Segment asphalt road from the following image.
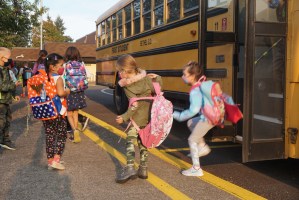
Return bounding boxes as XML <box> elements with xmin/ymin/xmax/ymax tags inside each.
<box><xmin>83</xmin><ymin>85</ymin><xmax>299</xmax><ymax>200</ymax></box>
<box><xmin>0</xmin><ymin>85</ymin><xmax>298</xmax><ymax>200</ymax></box>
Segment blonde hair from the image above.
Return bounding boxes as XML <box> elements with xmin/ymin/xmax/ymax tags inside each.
<box><xmin>116</xmin><ymin>54</ymin><xmax>138</xmax><ymax>74</ymax></box>
<box><xmin>0</xmin><ymin>47</ymin><xmax>10</xmax><ymax>56</ymax></box>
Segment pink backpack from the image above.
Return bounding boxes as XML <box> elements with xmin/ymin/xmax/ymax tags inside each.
<box><xmin>128</xmin><ymin>82</ymin><xmax>173</xmax><ymax>148</ymax></box>
<box><xmin>199</xmin><ymin>76</ymin><xmax>225</xmax><ymax>126</ymax></box>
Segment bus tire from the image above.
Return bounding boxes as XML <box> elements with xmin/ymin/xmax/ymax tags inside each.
<box><xmin>113</xmin><ymin>84</ymin><xmax>128</xmax><ymax>115</ymax></box>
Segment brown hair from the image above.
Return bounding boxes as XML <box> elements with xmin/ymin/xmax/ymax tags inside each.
<box><xmin>183</xmin><ymin>61</ymin><xmax>203</xmax><ymax>81</ymax></box>
<box><xmin>36</xmin><ymin>50</ymin><xmax>48</xmax><ymax>64</ymax></box>
<box><xmin>116</xmin><ymin>54</ymin><xmax>138</xmax><ymax>74</ymax></box>
<box><xmin>65</xmin><ymin>46</ymin><xmax>82</xmax><ymax>62</ymax></box>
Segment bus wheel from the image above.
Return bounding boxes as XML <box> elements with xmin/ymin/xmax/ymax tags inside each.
<box><xmin>113</xmin><ymin>84</ymin><xmax>128</xmax><ymax>115</ymax></box>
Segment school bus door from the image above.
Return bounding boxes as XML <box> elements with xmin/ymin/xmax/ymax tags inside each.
<box><xmin>200</xmin><ymin>0</ymin><xmax>238</xmax><ymax>141</ymax></box>
<box><xmin>243</xmin><ymin>0</ymin><xmax>287</xmax><ymax>162</ymax></box>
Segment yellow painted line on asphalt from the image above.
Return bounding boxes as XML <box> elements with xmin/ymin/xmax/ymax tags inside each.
<box><xmin>79</xmin><ymin>110</ymin><xmax>266</xmax><ymax>200</ymax></box>
<box><xmin>84</xmin><ymin>128</ymin><xmax>191</xmax><ymax>200</ymax></box>
<box><xmin>160</xmin><ymin>145</ymin><xmax>241</xmax><ymax>153</ymax></box>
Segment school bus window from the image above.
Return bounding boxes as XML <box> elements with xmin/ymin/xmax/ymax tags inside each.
<box><xmin>112</xmin><ymin>14</ymin><xmax>117</xmax><ymax>42</ymax></box>
<box><xmin>117</xmin><ymin>10</ymin><xmax>123</xmax><ymax>40</ymax></box>
<box><xmin>143</xmin><ymin>0</ymin><xmax>152</xmax><ymax>31</ymax></box>
<box><xmin>184</xmin><ymin>0</ymin><xmax>199</xmax><ymax>17</ymax></box>
<box><xmin>101</xmin><ymin>21</ymin><xmax>106</xmax><ymax>46</ymax></box>
<box><xmin>167</xmin><ymin>0</ymin><xmax>180</xmax><ymax>23</ymax></box>
<box><xmin>106</xmin><ymin>17</ymin><xmax>111</xmax><ymax>44</ymax></box>
<box><xmin>154</xmin><ymin>0</ymin><xmax>164</xmax><ymax>27</ymax></box>
<box><xmin>134</xmin><ymin>0</ymin><xmax>141</xmax><ymax>34</ymax></box>
<box><xmin>96</xmin><ymin>25</ymin><xmax>101</xmax><ymax>47</ymax></box>
<box><xmin>125</xmin><ymin>4</ymin><xmax>132</xmax><ymax>37</ymax></box>
<box><xmin>208</xmin><ymin>0</ymin><xmax>228</xmax><ymax>9</ymax></box>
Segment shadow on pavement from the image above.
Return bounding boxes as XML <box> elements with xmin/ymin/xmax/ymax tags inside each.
<box><xmin>5</xmin><ymin>130</ymin><xmax>74</xmax><ymax>200</ymax></box>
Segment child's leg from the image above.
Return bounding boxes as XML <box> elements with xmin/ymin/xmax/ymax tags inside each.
<box><xmin>0</xmin><ymin>104</ymin><xmax>7</xmax><ymax>144</ymax></box>
<box><xmin>187</xmin><ymin>116</ymin><xmax>200</xmax><ymax>132</ymax></box>
<box><xmin>43</xmin><ymin>120</ymin><xmax>55</xmax><ymax>161</ymax></box>
<box><xmin>137</xmin><ymin>137</ymin><xmax>148</xmax><ymax>166</ymax></box>
<box><xmin>3</xmin><ymin>105</ymin><xmax>11</xmax><ymax>142</ymax></box>
<box><xmin>137</xmin><ymin>136</ymin><xmax>149</xmax><ymax>179</ymax></box>
<box><xmin>53</xmin><ymin>116</ymin><xmax>67</xmax><ymax>158</ymax></box>
<box><xmin>188</xmin><ymin>121</ymin><xmax>214</xmax><ymax>161</ymax></box>
<box><xmin>116</xmin><ymin>126</ymin><xmax>138</xmax><ymax>183</ymax></box>
<box><xmin>68</xmin><ymin>111</ymin><xmax>81</xmax><ymax>143</ymax></box>
<box><xmin>73</xmin><ymin>110</ymin><xmax>79</xmax><ymax>130</ymax></box>
<box><xmin>67</xmin><ymin>111</ymin><xmax>75</xmax><ymax>130</ymax></box>
<box><xmin>22</xmin><ymin>86</ymin><xmax>26</xmax><ymax>96</ymax></box>
<box><xmin>126</xmin><ymin>127</ymin><xmax>138</xmax><ymax>166</ymax></box>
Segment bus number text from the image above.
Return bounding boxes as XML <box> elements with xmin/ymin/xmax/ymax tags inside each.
<box><xmin>140</xmin><ymin>38</ymin><xmax>152</xmax><ymax>46</ymax></box>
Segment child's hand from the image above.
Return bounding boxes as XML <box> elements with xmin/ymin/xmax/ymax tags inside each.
<box><xmin>13</xmin><ymin>96</ymin><xmax>20</xmax><ymax>102</ymax></box>
<box><xmin>116</xmin><ymin>116</ymin><xmax>124</xmax><ymax>124</ymax></box>
<box><xmin>147</xmin><ymin>73</ymin><xmax>158</xmax><ymax>79</ymax></box>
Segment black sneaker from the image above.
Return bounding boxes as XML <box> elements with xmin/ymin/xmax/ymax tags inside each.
<box><xmin>1</xmin><ymin>141</ymin><xmax>16</xmax><ymax>150</ymax></box>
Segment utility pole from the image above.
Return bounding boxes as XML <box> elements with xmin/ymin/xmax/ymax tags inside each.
<box><xmin>40</xmin><ymin>0</ymin><xmax>43</xmax><ymax>50</ymax></box>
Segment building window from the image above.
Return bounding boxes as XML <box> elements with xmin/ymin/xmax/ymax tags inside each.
<box><xmin>117</xmin><ymin>10</ymin><xmax>123</xmax><ymax>40</ymax></box>
<box><xmin>106</xmin><ymin>17</ymin><xmax>111</xmax><ymax>44</ymax></box>
<box><xmin>143</xmin><ymin>0</ymin><xmax>151</xmax><ymax>31</ymax></box>
<box><xmin>125</xmin><ymin>4</ymin><xmax>132</xmax><ymax>37</ymax></box>
<box><xmin>97</xmin><ymin>25</ymin><xmax>101</xmax><ymax>47</ymax></box>
<box><xmin>167</xmin><ymin>0</ymin><xmax>180</xmax><ymax>23</ymax></box>
<box><xmin>101</xmin><ymin>21</ymin><xmax>106</xmax><ymax>46</ymax></box>
<box><xmin>154</xmin><ymin>0</ymin><xmax>164</xmax><ymax>27</ymax></box>
<box><xmin>184</xmin><ymin>0</ymin><xmax>199</xmax><ymax>17</ymax></box>
<box><xmin>134</xmin><ymin>0</ymin><xmax>141</xmax><ymax>34</ymax></box>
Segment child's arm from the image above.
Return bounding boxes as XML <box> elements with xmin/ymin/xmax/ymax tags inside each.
<box><xmin>173</xmin><ymin>88</ymin><xmax>202</xmax><ymax>122</ymax></box>
<box><xmin>56</xmin><ymin>77</ymin><xmax>70</xmax><ymax>97</ymax></box>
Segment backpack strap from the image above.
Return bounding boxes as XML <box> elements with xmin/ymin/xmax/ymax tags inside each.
<box><xmin>129</xmin><ymin>96</ymin><xmax>154</xmax><ymax>107</ymax></box>
<box><xmin>152</xmin><ymin>82</ymin><xmax>161</xmax><ymax>95</ymax></box>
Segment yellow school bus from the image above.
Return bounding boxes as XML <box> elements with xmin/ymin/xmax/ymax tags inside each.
<box><xmin>95</xmin><ymin>0</ymin><xmax>299</xmax><ymax>162</ymax></box>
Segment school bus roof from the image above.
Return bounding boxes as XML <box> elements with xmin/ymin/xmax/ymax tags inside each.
<box><xmin>96</xmin><ymin>0</ymin><xmax>133</xmax><ymax>25</ymax></box>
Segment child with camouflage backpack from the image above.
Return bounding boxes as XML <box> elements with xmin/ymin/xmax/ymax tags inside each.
<box><xmin>115</xmin><ymin>54</ymin><xmax>163</xmax><ymax>183</ymax></box>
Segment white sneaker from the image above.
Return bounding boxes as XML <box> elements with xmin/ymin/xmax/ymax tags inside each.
<box><xmin>49</xmin><ymin>161</ymin><xmax>65</xmax><ymax>170</ymax></box>
<box><xmin>81</xmin><ymin>117</ymin><xmax>89</xmax><ymax>132</ymax></box>
<box><xmin>48</xmin><ymin>161</ymin><xmax>65</xmax><ymax>170</ymax></box>
<box><xmin>198</xmin><ymin>145</ymin><xmax>211</xmax><ymax>157</ymax></box>
<box><xmin>181</xmin><ymin>166</ymin><xmax>204</xmax><ymax>176</ymax></box>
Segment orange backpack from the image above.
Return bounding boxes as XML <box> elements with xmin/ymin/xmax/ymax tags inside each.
<box><xmin>27</xmin><ymin>70</ymin><xmax>58</xmax><ymax>120</ymax></box>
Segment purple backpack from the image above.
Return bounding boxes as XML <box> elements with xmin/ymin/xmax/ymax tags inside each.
<box><xmin>65</xmin><ymin>61</ymin><xmax>88</xmax><ymax>92</ymax></box>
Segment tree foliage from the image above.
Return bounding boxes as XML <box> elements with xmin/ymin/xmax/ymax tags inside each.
<box><xmin>0</xmin><ymin>0</ymin><xmax>41</xmax><ymax>47</ymax></box>
<box><xmin>31</xmin><ymin>15</ymin><xmax>73</xmax><ymax>47</ymax></box>
<box><xmin>0</xmin><ymin>0</ymin><xmax>73</xmax><ymax>48</ymax></box>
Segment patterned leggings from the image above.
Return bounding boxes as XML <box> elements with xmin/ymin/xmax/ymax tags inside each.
<box><xmin>126</xmin><ymin>127</ymin><xmax>148</xmax><ymax>166</ymax></box>
<box><xmin>43</xmin><ymin>116</ymin><xmax>67</xmax><ymax>159</ymax></box>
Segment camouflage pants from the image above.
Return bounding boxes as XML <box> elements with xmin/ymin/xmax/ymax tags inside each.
<box><xmin>0</xmin><ymin>104</ymin><xmax>12</xmax><ymax>144</ymax></box>
<box><xmin>126</xmin><ymin>127</ymin><xmax>148</xmax><ymax>166</ymax></box>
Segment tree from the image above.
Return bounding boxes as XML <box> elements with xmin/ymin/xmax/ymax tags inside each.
<box><xmin>31</xmin><ymin>15</ymin><xmax>73</xmax><ymax>47</ymax></box>
<box><xmin>55</xmin><ymin>16</ymin><xmax>66</xmax><ymax>35</ymax></box>
<box><xmin>0</xmin><ymin>0</ymin><xmax>41</xmax><ymax>47</ymax></box>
